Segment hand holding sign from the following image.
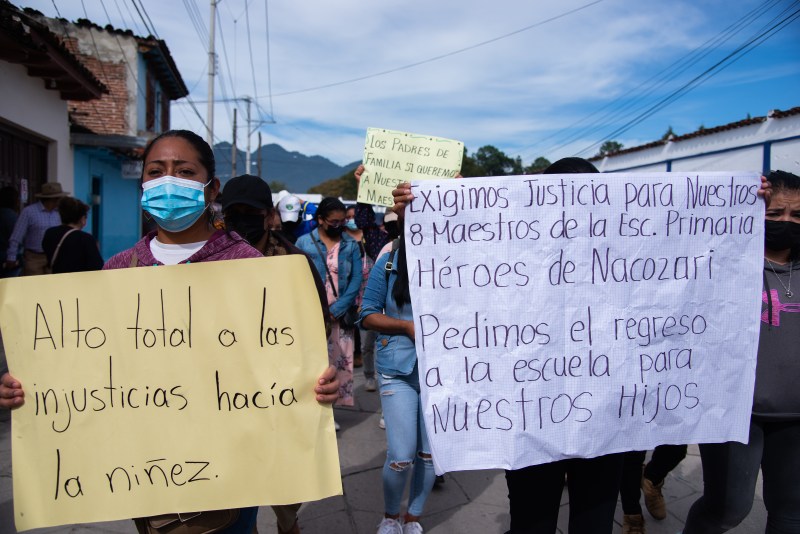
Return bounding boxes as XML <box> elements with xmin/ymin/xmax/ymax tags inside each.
<box><xmin>0</xmin><ymin>255</ymin><xmax>342</xmax><ymax>531</ymax></box>
<box><xmin>357</xmin><ymin>128</ymin><xmax>464</xmax><ymax>207</ymax></box>
<box><xmin>404</xmin><ymin>171</ymin><xmax>765</xmax><ymax>474</ymax></box>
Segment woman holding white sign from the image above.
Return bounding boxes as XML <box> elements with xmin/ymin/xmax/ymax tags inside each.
<box><xmin>683</xmin><ymin>169</ymin><xmax>800</xmax><ymax>534</ymax></box>
<box><xmin>390</xmin><ymin>157</ymin><xmax>625</xmax><ymax>534</ymax></box>
<box><xmin>360</xmin><ymin>233</ymin><xmax>436</xmax><ymax>534</ymax></box>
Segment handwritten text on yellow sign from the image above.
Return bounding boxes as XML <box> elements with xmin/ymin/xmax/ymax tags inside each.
<box><xmin>0</xmin><ymin>255</ymin><xmax>341</xmax><ymax>531</ymax></box>
<box><xmin>358</xmin><ymin>127</ymin><xmax>464</xmax><ymax>206</ymax></box>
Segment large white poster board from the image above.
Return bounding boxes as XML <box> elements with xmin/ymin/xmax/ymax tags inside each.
<box><xmin>404</xmin><ymin>171</ymin><xmax>764</xmax><ymax>474</ymax></box>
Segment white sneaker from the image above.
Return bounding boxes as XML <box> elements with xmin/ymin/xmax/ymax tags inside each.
<box><xmin>378</xmin><ymin>416</ymin><xmax>385</xmax><ymax>429</ymax></box>
<box><xmin>403</xmin><ymin>521</ymin><xmax>424</xmax><ymax>534</ymax></box>
<box><xmin>334</xmin><ymin>421</ymin><xmax>340</xmax><ymax>431</ymax></box>
<box><xmin>376</xmin><ymin>517</ymin><xmax>403</xmax><ymax>534</ymax></box>
<box><xmin>365</xmin><ymin>377</ymin><xmax>377</xmax><ymax>391</ymax></box>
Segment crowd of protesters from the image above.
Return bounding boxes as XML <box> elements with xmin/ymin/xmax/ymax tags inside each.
<box><xmin>0</xmin><ymin>129</ymin><xmax>797</xmax><ymax>534</ymax></box>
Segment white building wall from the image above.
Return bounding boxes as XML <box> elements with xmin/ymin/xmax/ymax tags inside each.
<box><xmin>0</xmin><ymin>61</ymin><xmax>74</xmax><ymax>191</ymax></box>
<box><xmin>595</xmin><ymin>112</ymin><xmax>800</xmax><ymax>176</ymax></box>
<box><xmin>671</xmin><ymin>146</ymin><xmax>762</xmax><ymax>173</ymax></box>
<box><xmin>771</xmin><ymin>138</ymin><xmax>800</xmax><ymax>175</ymax></box>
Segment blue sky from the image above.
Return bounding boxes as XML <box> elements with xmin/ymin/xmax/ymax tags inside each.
<box><xmin>16</xmin><ymin>0</ymin><xmax>800</xmax><ymax>167</ymax></box>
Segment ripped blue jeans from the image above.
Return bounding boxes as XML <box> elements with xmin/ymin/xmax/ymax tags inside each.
<box><xmin>379</xmin><ymin>369</ymin><xmax>436</xmax><ymax>516</ymax></box>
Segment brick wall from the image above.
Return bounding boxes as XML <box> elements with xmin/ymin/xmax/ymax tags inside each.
<box><xmin>62</xmin><ymin>36</ymin><xmax>130</xmax><ymax>136</ymax></box>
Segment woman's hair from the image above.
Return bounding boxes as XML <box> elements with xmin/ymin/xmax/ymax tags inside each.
<box><xmin>544</xmin><ymin>157</ymin><xmax>599</xmax><ymax>175</ymax></box>
<box><xmin>391</xmin><ymin>231</ymin><xmax>411</xmax><ymax>307</ymax></box>
<box><xmin>316</xmin><ymin>197</ymin><xmax>346</xmax><ymax>220</ymax></box>
<box><xmin>141</xmin><ymin>129</ymin><xmax>216</xmax><ymax>179</ymax></box>
<box><xmin>767</xmin><ymin>170</ymin><xmax>800</xmax><ymax>193</ymax></box>
<box><xmin>58</xmin><ymin>197</ymin><xmax>90</xmax><ymax>225</ymax></box>
<box><xmin>0</xmin><ymin>186</ymin><xmax>18</xmax><ymax>210</ymax></box>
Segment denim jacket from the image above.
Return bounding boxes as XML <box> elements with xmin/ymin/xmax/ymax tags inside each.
<box><xmin>296</xmin><ymin>229</ymin><xmax>362</xmax><ymax>318</ymax></box>
<box><xmin>359</xmin><ymin>251</ymin><xmax>416</xmax><ymax>376</ymax></box>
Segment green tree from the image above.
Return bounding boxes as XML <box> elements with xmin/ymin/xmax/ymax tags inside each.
<box><xmin>473</xmin><ymin>145</ymin><xmax>521</xmax><ymax>176</ymax></box>
<box><xmin>524</xmin><ymin>156</ymin><xmax>551</xmax><ymax>174</ymax></box>
<box><xmin>660</xmin><ymin>126</ymin><xmax>675</xmax><ymax>141</ymax></box>
<box><xmin>460</xmin><ymin>146</ymin><xmax>483</xmax><ymax>177</ymax></box>
<box><xmin>595</xmin><ymin>140</ymin><xmax>624</xmax><ymax>158</ymax></box>
<box><xmin>307</xmin><ymin>169</ymin><xmax>357</xmax><ymax>198</ymax></box>
<box><xmin>269</xmin><ymin>180</ymin><xmax>288</xmax><ymax>192</ymax></box>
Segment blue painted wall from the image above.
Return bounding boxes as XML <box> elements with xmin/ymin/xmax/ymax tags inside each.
<box><xmin>73</xmin><ymin>147</ymin><xmax>142</xmax><ymax>261</ymax></box>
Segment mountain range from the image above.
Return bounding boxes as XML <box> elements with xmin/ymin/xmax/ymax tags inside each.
<box><xmin>213</xmin><ymin>142</ymin><xmax>360</xmax><ymax>193</ymax></box>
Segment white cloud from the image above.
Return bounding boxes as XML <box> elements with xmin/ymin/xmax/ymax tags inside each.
<box><xmin>15</xmin><ymin>0</ymin><xmax>800</xmax><ymax>167</ymax></box>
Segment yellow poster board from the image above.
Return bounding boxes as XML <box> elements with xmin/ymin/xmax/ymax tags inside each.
<box><xmin>357</xmin><ymin>127</ymin><xmax>464</xmax><ymax>206</ymax></box>
<box><xmin>0</xmin><ymin>255</ymin><xmax>341</xmax><ymax>531</ymax></box>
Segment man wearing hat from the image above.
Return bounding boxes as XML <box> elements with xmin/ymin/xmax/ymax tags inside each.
<box><xmin>220</xmin><ymin>174</ymin><xmax>332</xmax><ymax>534</ymax></box>
<box><xmin>5</xmin><ymin>182</ymin><xmax>68</xmax><ymax>276</ymax></box>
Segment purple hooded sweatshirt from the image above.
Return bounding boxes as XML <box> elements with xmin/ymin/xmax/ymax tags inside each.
<box><xmin>103</xmin><ymin>229</ymin><xmax>263</xmax><ymax>529</ymax></box>
<box><xmin>104</xmin><ymin>230</ymin><xmax>262</xmax><ymax>269</ymax></box>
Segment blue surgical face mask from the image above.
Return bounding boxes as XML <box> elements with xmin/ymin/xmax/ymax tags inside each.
<box><xmin>141</xmin><ymin>176</ymin><xmax>210</xmax><ymax>233</ymax></box>
<box><xmin>344</xmin><ymin>219</ymin><xmax>358</xmax><ymax>231</ymax></box>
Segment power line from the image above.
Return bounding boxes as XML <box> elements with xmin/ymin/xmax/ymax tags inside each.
<box><xmin>98</xmin><ymin>0</ymin><xmax>151</xmax><ymax>100</ymax></box>
<box><xmin>244</xmin><ymin>0</ymin><xmax>260</xmax><ymax>103</ymax></box>
<box><xmin>255</xmin><ymin>0</ymin><xmax>605</xmax><ymax>100</ymax></box>
<box><xmin>124</xmin><ymin>0</ymin><xmax>217</xmax><ymax>141</ymax></box>
<box><xmin>49</xmin><ymin>0</ymin><xmax>108</xmax><ymax>121</ymax></box>
<box><xmin>520</xmin><ymin>0</ymin><xmax>785</xmax><ymax>160</ymax></box>
<box><xmin>111</xmin><ymin>0</ymin><xmax>139</xmax><ymax>35</ymax></box>
<box><xmin>129</xmin><ymin>0</ymin><xmax>159</xmax><ymax>38</ymax></box>
<box><xmin>181</xmin><ymin>0</ymin><xmax>208</xmax><ymax>51</ymax></box>
<box><xmin>213</xmin><ymin>7</ymin><xmax>234</xmax><ymax>126</ymax></box>
<box><xmin>75</xmin><ymin>0</ymin><xmax>128</xmax><ymax>112</ymax></box>
<box><xmin>263</xmin><ymin>0</ymin><xmax>274</xmax><ymax>121</ymax></box>
<box><xmin>573</xmin><ymin>5</ymin><xmax>800</xmax><ymax>158</ymax></box>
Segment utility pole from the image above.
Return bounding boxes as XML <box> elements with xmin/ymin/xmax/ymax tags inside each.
<box><xmin>244</xmin><ymin>97</ymin><xmax>252</xmax><ymax>174</ymax></box>
<box><xmin>257</xmin><ymin>131</ymin><xmax>262</xmax><ymax>177</ymax></box>
<box><xmin>231</xmin><ymin>108</ymin><xmax>237</xmax><ymax>178</ymax></box>
<box><xmin>206</xmin><ymin>0</ymin><xmax>217</xmax><ymax>145</ymax></box>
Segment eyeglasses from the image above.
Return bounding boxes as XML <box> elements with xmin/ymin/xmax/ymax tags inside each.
<box><xmin>324</xmin><ymin>218</ymin><xmax>345</xmax><ymax>228</ymax></box>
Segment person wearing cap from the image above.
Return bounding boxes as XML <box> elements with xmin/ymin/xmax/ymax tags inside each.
<box><xmin>222</xmin><ymin>175</ymin><xmax>333</xmax><ymax>534</ymax></box>
<box><xmin>275</xmin><ymin>194</ymin><xmax>303</xmax><ymax>244</ymax></box>
<box><xmin>382</xmin><ymin>210</ymin><xmax>401</xmax><ymax>242</ymax></box>
<box><xmin>221</xmin><ymin>175</ymin><xmax>330</xmax><ymax>334</ymax></box>
<box><xmin>5</xmin><ymin>181</ymin><xmax>68</xmax><ymax>276</ymax></box>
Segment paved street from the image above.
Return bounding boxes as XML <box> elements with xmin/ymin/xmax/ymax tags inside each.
<box><xmin>0</xmin><ymin>365</ymin><xmax>766</xmax><ymax>534</ymax></box>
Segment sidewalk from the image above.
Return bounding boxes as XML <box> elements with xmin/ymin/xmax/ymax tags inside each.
<box><xmin>0</xmin><ymin>368</ymin><xmax>767</xmax><ymax>534</ymax></box>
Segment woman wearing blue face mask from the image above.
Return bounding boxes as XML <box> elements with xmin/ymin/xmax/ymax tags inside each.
<box><xmin>0</xmin><ymin>130</ymin><xmax>340</xmax><ymax>534</ymax></box>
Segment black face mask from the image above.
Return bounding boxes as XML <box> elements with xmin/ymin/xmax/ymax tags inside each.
<box><xmin>226</xmin><ymin>212</ymin><xmax>266</xmax><ymax>245</ymax></box>
<box><xmin>323</xmin><ymin>225</ymin><xmax>344</xmax><ymax>238</ymax></box>
<box><xmin>764</xmin><ymin>220</ymin><xmax>800</xmax><ymax>251</ymax></box>
<box><xmin>384</xmin><ymin>221</ymin><xmax>400</xmax><ymax>241</ymax></box>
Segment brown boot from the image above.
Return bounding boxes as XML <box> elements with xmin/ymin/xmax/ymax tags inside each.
<box><xmin>623</xmin><ymin>514</ymin><xmax>646</xmax><ymax>534</ymax></box>
<box><xmin>641</xmin><ymin>470</ymin><xmax>667</xmax><ymax>520</ymax></box>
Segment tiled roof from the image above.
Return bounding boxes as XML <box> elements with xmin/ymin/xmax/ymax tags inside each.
<box><xmin>21</xmin><ymin>9</ymin><xmax>188</xmax><ymax>100</ymax></box>
<box><xmin>0</xmin><ymin>0</ymin><xmax>107</xmax><ymax>100</ymax></box>
<box><xmin>70</xmin><ymin>17</ymin><xmax>189</xmax><ymax>100</ymax></box>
